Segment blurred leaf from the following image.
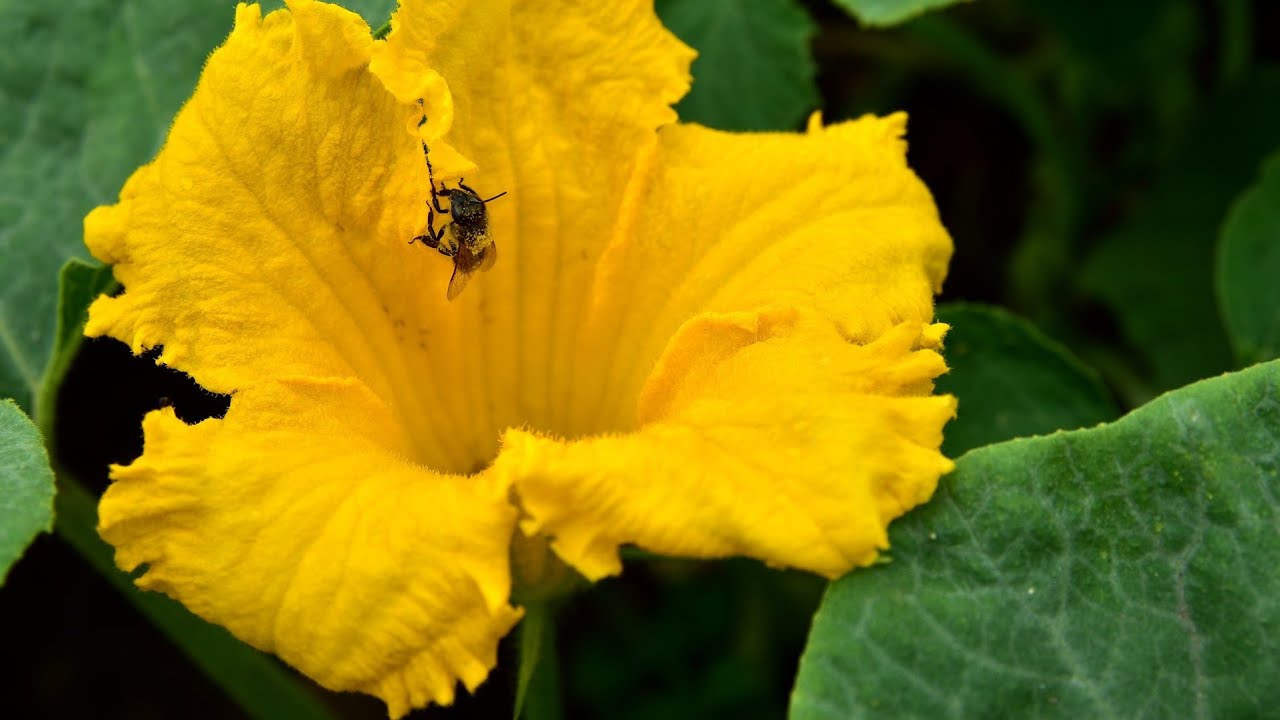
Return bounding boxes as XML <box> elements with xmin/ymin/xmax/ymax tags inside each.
<box><xmin>656</xmin><ymin>0</ymin><xmax>818</xmax><ymax>130</ymax></box>
<box><xmin>1019</xmin><ymin>0</ymin><xmax>1196</xmax><ymax>211</ymax></box>
<box><xmin>936</xmin><ymin>303</ymin><xmax>1116</xmax><ymax>456</ymax></box>
<box><xmin>0</xmin><ymin>400</ymin><xmax>54</xmax><ymax>585</ymax></box>
<box><xmin>791</xmin><ymin>359</ymin><xmax>1280</xmax><ymax>719</ymax></box>
<box><xmin>1216</xmin><ymin>151</ymin><xmax>1280</xmax><ymax>366</ymax></box>
<box><xmin>1081</xmin><ymin>70</ymin><xmax>1280</xmax><ymax>397</ymax></box>
<box><xmin>53</xmin><ymin>478</ymin><xmax>337</xmax><ymax>720</ymax></box>
<box><xmin>1214</xmin><ymin>0</ymin><xmax>1250</xmax><ymax>86</ymax></box>
<box><xmin>34</xmin><ymin>259</ymin><xmax>116</xmax><ymax>436</ymax></box>
<box><xmin>897</xmin><ymin>17</ymin><xmax>1083</xmax><ymax>324</ymax></box>
<box><xmin>1028</xmin><ymin>0</ymin><xmax>1196</xmax><ymax>90</ymax></box>
<box><xmin>832</xmin><ymin>0</ymin><xmax>969</xmax><ymax>27</ymax></box>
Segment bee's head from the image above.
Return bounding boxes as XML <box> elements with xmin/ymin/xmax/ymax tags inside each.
<box><xmin>445</xmin><ymin>186</ymin><xmax>486</xmax><ymax>222</ymax></box>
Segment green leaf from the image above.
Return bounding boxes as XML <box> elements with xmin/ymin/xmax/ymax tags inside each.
<box><xmin>936</xmin><ymin>303</ymin><xmax>1117</xmax><ymax>456</ymax></box>
<box><xmin>791</xmin><ymin>359</ymin><xmax>1280</xmax><ymax>718</ymax></box>
<box><xmin>656</xmin><ymin>0</ymin><xmax>818</xmax><ymax>131</ymax></box>
<box><xmin>34</xmin><ymin>259</ymin><xmax>116</xmax><ymax>436</ymax></box>
<box><xmin>54</xmin><ymin>477</ymin><xmax>336</xmax><ymax>720</ymax></box>
<box><xmin>1080</xmin><ymin>70</ymin><xmax>1280</xmax><ymax>397</ymax></box>
<box><xmin>832</xmin><ymin>0</ymin><xmax>969</xmax><ymax>27</ymax></box>
<box><xmin>1217</xmin><ymin>151</ymin><xmax>1280</xmax><ymax>366</ymax></box>
<box><xmin>0</xmin><ymin>399</ymin><xmax>55</xmax><ymax>585</ymax></box>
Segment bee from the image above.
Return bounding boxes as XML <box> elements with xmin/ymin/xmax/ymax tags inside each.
<box><xmin>410</xmin><ymin>141</ymin><xmax>507</xmax><ymax>300</ymax></box>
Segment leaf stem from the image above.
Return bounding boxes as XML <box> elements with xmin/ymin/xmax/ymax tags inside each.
<box><xmin>514</xmin><ymin>602</ymin><xmax>563</xmax><ymax>720</ymax></box>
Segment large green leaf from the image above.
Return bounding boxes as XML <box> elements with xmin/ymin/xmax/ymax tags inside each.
<box><xmin>832</xmin><ymin>0</ymin><xmax>969</xmax><ymax>27</ymax></box>
<box><xmin>1080</xmin><ymin>71</ymin><xmax>1280</xmax><ymax>397</ymax></box>
<box><xmin>0</xmin><ymin>400</ymin><xmax>54</xmax><ymax>585</ymax></box>
<box><xmin>791</xmin><ymin>359</ymin><xmax>1280</xmax><ymax>718</ymax></box>
<box><xmin>936</xmin><ymin>303</ymin><xmax>1116</xmax><ymax>456</ymax></box>
<box><xmin>1217</xmin><ymin>151</ymin><xmax>1280</xmax><ymax>366</ymax></box>
<box><xmin>656</xmin><ymin>0</ymin><xmax>818</xmax><ymax>131</ymax></box>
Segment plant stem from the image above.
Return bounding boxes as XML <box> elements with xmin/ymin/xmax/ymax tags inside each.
<box><xmin>514</xmin><ymin>601</ymin><xmax>563</xmax><ymax>720</ymax></box>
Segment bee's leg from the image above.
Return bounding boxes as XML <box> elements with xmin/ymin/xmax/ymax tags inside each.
<box><xmin>421</xmin><ymin>141</ymin><xmax>451</xmax><ymax>215</ymax></box>
<box><xmin>412</xmin><ymin>207</ymin><xmax>440</xmax><ymax>247</ymax></box>
<box><xmin>416</xmin><ymin>104</ymin><xmax>453</xmax><ymax>213</ymax></box>
<box><xmin>430</xmin><ymin>211</ymin><xmax>458</xmax><ymax>257</ymax></box>
<box><xmin>412</xmin><ymin>208</ymin><xmax>454</xmax><ymax>253</ymax></box>
<box><xmin>412</xmin><ymin>229</ymin><xmax>455</xmax><ymax>256</ymax></box>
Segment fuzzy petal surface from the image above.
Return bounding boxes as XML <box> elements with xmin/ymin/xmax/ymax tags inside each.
<box><xmin>485</xmin><ymin>114</ymin><xmax>957</xmax><ymax>580</ymax></box>
<box><xmin>100</xmin><ymin>381</ymin><xmax>521</xmax><ymax>715</ymax></box>
<box><xmin>574</xmin><ymin>117</ymin><xmax>953</xmax><ymax>431</ymax></box>
<box><xmin>496</xmin><ymin>312</ymin><xmax>956</xmax><ymax>580</ymax></box>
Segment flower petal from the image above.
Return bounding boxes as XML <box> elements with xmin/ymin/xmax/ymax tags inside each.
<box><xmin>84</xmin><ymin>1</ymin><xmax>478</xmax><ymax>472</ymax></box>
<box><xmin>574</xmin><ymin>115</ymin><xmax>954</xmax><ymax>431</ymax></box>
<box><xmin>496</xmin><ymin>309</ymin><xmax>956</xmax><ymax>581</ymax></box>
<box><xmin>99</xmin><ymin>378</ymin><xmax>521</xmax><ymax>716</ymax></box>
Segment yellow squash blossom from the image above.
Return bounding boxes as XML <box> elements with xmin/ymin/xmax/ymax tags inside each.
<box><xmin>85</xmin><ymin>0</ymin><xmax>956</xmax><ymax>715</ymax></box>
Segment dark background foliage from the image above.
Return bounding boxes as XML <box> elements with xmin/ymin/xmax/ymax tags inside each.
<box><xmin>2</xmin><ymin>0</ymin><xmax>1276</xmax><ymax>717</ymax></box>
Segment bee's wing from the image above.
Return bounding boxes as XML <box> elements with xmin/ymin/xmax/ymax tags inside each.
<box><xmin>446</xmin><ymin>263</ymin><xmax>475</xmax><ymax>301</ymax></box>
<box><xmin>445</xmin><ymin>245</ymin><xmax>494</xmax><ymax>301</ymax></box>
